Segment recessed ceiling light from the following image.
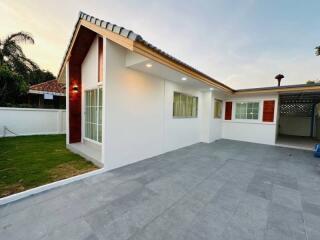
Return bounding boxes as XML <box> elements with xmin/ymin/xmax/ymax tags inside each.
<box><xmin>181</xmin><ymin>77</ymin><xmax>187</xmax><ymax>81</ymax></box>
<box><xmin>146</xmin><ymin>63</ymin><xmax>152</xmax><ymax>68</ymax></box>
<box><xmin>209</xmin><ymin>88</ymin><xmax>213</xmax><ymax>91</ymax></box>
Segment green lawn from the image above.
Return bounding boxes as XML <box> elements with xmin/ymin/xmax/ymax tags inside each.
<box><xmin>0</xmin><ymin>134</ymin><xmax>98</xmax><ymax>198</ymax></box>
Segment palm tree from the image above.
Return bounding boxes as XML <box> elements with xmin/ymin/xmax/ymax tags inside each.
<box><xmin>316</xmin><ymin>46</ymin><xmax>320</xmax><ymax>56</ymax></box>
<box><xmin>0</xmin><ymin>32</ymin><xmax>38</xmax><ymax>76</ymax></box>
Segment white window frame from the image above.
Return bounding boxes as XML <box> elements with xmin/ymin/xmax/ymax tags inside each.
<box><xmin>173</xmin><ymin>91</ymin><xmax>198</xmax><ymax>118</ymax></box>
<box><xmin>235</xmin><ymin>101</ymin><xmax>260</xmax><ymax>121</ymax></box>
<box><xmin>84</xmin><ymin>87</ymin><xmax>103</xmax><ymax>144</ymax></box>
<box><xmin>214</xmin><ymin>99</ymin><xmax>223</xmax><ymax>119</ymax></box>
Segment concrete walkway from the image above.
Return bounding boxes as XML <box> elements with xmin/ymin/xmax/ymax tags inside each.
<box><xmin>1</xmin><ymin>140</ymin><xmax>320</xmax><ymax>240</ymax></box>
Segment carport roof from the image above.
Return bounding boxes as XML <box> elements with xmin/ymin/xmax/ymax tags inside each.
<box><xmin>280</xmin><ymin>91</ymin><xmax>320</xmax><ymax>104</ymax></box>
<box><xmin>235</xmin><ymin>83</ymin><xmax>320</xmax><ymax>95</ymax></box>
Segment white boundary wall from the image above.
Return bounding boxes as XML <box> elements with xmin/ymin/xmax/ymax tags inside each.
<box><xmin>0</xmin><ymin>107</ymin><xmax>66</xmax><ymax>137</ymax></box>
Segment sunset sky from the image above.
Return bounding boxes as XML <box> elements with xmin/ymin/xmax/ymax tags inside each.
<box><xmin>1</xmin><ymin>0</ymin><xmax>319</xmax><ymax>89</ymax></box>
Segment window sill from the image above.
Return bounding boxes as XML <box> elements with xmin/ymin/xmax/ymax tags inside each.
<box><xmin>173</xmin><ymin>117</ymin><xmax>198</xmax><ymax>119</ymax></box>
<box><xmin>83</xmin><ymin>137</ymin><xmax>102</xmax><ymax>145</ymax></box>
<box><xmin>223</xmin><ymin>120</ymin><xmax>275</xmax><ymax>125</ymax></box>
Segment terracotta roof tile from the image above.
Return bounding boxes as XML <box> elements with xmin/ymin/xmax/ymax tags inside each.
<box><xmin>29</xmin><ymin>79</ymin><xmax>65</xmax><ymax>95</ymax></box>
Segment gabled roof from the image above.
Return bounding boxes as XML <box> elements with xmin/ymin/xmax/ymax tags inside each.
<box><xmin>57</xmin><ymin>11</ymin><xmax>320</xmax><ymax>95</ymax></box>
<box><xmin>57</xmin><ymin>11</ymin><xmax>233</xmax><ymax>93</ymax></box>
<box><xmin>29</xmin><ymin>79</ymin><xmax>66</xmax><ymax>96</ymax></box>
<box><xmin>79</xmin><ymin>12</ymin><xmax>143</xmax><ymax>41</ymax></box>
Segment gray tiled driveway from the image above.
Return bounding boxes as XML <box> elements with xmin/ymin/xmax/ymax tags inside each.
<box><xmin>1</xmin><ymin>140</ymin><xmax>320</xmax><ymax>240</ymax></box>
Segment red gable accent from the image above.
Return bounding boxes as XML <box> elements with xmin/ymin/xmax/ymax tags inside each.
<box><xmin>69</xmin><ymin>65</ymin><xmax>81</xmax><ymax>143</ymax></box>
<box><xmin>225</xmin><ymin>102</ymin><xmax>232</xmax><ymax>120</ymax></box>
<box><xmin>263</xmin><ymin>100</ymin><xmax>275</xmax><ymax>122</ymax></box>
<box><xmin>98</xmin><ymin>37</ymin><xmax>103</xmax><ymax>82</ymax></box>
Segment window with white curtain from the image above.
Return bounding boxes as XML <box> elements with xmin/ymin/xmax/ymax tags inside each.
<box><xmin>173</xmin><ymin>92</ymin><xmax>198</xmax><ymax>118</ymax></box>
<box><xmin>85</xmin><ymin>88</ymin><xmax>103</xmax><ymax>143</ymax></box>
<box><xmin>235</xmin><ymin>102</ymin><xmax>259</xmax><ymax>120</ymax></box>
<box><xmin>214</xmin><ymin>99</ymin><xmax>222</xmax><ymax>118</ymax></box>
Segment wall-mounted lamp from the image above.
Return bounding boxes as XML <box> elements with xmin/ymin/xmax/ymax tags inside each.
<box><xmin>72</xmin><ymin>84</ymin><xmax>79</xmax><ymax>93</ymax></box>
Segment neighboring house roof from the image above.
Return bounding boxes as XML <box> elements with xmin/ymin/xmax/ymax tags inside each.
<box><xmin>57</xmin><ymin>11</ymin><xmax>320</xmax><ymax>95</ymax></box>
<box><xmin>29</xmin><ymin>79</ymin><xmax>66</xmax><ymax>96</ymax></box>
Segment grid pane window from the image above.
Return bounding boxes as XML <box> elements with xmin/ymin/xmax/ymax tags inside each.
<box><xmin>173</xmin><ymin>92</ymin><xmax>198</xmax><ymax>118</ymax></box>
<box><xmin>85</xmin><ymin>88</ymin><xmax>103</xmax><ymax>143</ymax></box>
<box><xmin>235</xmin><ymin>102</ymin><xmax>259</xmax><ymax>120</ymax></box>
<box><xmin>214</xmin><ymin>99</ymin><xmax>222</xmax><ymax>118</ymax></box>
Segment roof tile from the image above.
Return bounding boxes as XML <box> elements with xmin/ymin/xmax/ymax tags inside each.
<box><xmin>101</xmin><ymin>21</ymin><xmax>107</xmax><ymax>28</ymax></box>
<box><xmin>113</xmin><ymin>25</ymin><xmax>122</xmax><ymax>34</ymax></box>
<box><xmin>29</xmin><ymin>79</ymin><xmax>65</xmax><ymax>95</ymax></box>
<box><xmin>106</xmin><ymin>23</ymin><xmax>114</xmax><ymax>31</ymax></box>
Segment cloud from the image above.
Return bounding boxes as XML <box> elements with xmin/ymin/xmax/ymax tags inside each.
<box><xmin>1</xmin><ymin>0</ymin><xmax>319</xmax><ymax>86</ymax></box>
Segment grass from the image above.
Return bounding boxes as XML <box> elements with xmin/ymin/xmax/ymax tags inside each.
<box><xmin>0</xmin><ymin>134</ymin><xmax>98</xmax><ymax>198</ymax></box>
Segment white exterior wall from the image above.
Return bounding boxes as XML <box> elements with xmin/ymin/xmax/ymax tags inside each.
<box><xmin>200</xmin><ymin>90</ymin><xmax>226</xmax><ymax>143</ymax></box>
<box><xmin>200</xmin><ymin>91</ymin><xmax>211</xmax><ymax>143</ymax></box>
<box><xmin>76</xmin><ymin>36</ymin><xmax>104</xmax><ymax>165</ymax></box>
<box><xmin>164</xmin><ymin>81</ymin><xmax>203</xmax><ymax>152</ymax></box>
<box><xmin>74</xmin><ymin>37</ymin><xmax>281</xmax><ymax>170</ymax></box>
<box><xmin>222</xmin><ymin>94</ymin><xmax>279</xmax><ymax>145</ymax></box>
<box><xmin>0</xmin><ymin>107</ymin><xmax>66</xmax><ymax>137</ymax></box>
<box><xmin>82</xmin><ymin>37</ymin><xmax>99</xmax><ymax>90</ymax></box>
<box><xmin>81</xmin><ymin>36</ymin><xmax>100</xmax><ymax>146</ymax></box>
<box><xmin>104</xmin><ymin>41</ymin><xmax>206</xmax><ymax>170</ymax></box>
<box><xmin>210</xmin><ymin>91</ymin><xmax>226</xmax><ymax>142</ymax></box>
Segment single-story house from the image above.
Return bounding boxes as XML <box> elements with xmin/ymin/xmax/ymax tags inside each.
<box><xmin>28</xmin><ymin>79</ymin><xmax>66</xmax><ymax>109</ymax></box>
<box><xmin>57</xmin><ymin>11</ymin><xmax>320</xmax><ymax>169</ymax></box>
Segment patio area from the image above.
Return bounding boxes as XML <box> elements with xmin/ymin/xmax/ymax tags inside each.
<box><xmin>1</xmin><ymin>139</ymin><xmax>320</xmax><ymax>240</ymax></box>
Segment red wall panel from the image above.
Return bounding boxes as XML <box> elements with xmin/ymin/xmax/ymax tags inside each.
<box><xmin>69</xmin><ymin>64</ymin><xmax>82</xmax><ymax>143</ymax></box>
<box><xmin>263</xmin><ymin>100</ymin><xmax>275</xmax><ymax>122</ymax></box>
<box><xmin>225</xmin><ymin>102</ymin><xmax>232</xmax><ymax>120</ymax></box>
<box><xmin>98</xmin><ymin>37</ymin><xmax>103</xmax><ymax>82</ymax></box>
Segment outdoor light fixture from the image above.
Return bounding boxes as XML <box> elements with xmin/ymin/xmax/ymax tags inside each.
<box><xmin>181</xmin><ymin>77</ymin><xmax>187</xmax><ymax>81</ymax></box>
<box><xmin>72</xmin><ymin>84</ymin><xmax>79</xmax><ymax>93</ymax></box>
<box><xmin>209</xmin><ymin>88</ymin><xmax>213</xmax><ymax>91</ymax></box>
<box><xmin>146</xmin><ymin>63</ymin><xmax>152</xmax><ymax>68</ymax></box>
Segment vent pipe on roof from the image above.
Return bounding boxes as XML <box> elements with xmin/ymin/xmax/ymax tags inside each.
<box><xmin>275</xmin><ymin>74</ymin><xmax>284</xmax><ymax>87</ymax></box>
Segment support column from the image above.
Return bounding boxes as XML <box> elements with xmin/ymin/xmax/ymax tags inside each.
<box><xmin>101</xmin><ymin>37</ymin><xmax>107</xmax><ymax>166</ymax></box>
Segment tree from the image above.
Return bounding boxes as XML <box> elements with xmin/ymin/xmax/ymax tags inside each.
<box><xmin>27</xmin><ymin>69</ymin><xmax>55</xmax><ymax>85</ymax></box>
<box><xmin>0</xmin><ymin>32</ymin><xmax>39</xmax><ymax>77</ymax></box>
<box><xmin>0</xmin><ymin>32</ymin><xmax>57</xmax><ymax>106</ymax></box>
<box><xmin>306</xmin><ymin>80</ymin><xmax>316</xmax><ymax>85</ymax></box>
<box><xmin>306</xmin><ymin>79</ymin><xmax>320</xmax><ymax>85</ymax></box>
<box><xmin>316</xmin><ymin>46</ymin><xmax>320</xmax><ymax>56</ymax></box>
<box><xmin>0</xmin><ymin>65</ymin><xmax>27</xmax><ymax>105</ymax></box>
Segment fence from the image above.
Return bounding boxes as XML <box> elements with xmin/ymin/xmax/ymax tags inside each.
<box><xmin>0</xmin><ymin>107</ymin><xmax>66</xmax><ymax>137</ymax></box>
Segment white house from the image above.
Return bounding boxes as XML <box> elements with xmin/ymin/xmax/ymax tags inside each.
<box><xmin>57</xmin><ymin>12</ymin><xmax>320</xmax><ymax>169</ymax></box>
